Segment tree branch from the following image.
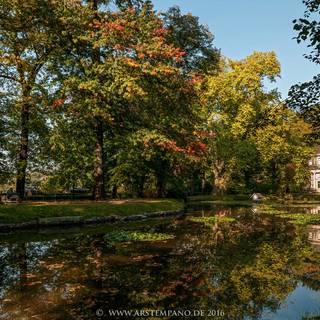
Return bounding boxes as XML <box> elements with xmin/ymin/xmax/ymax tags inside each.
<box><xmin>0</xmin><ymin>73</ymin><xmax>18</xmax><ymax>82</ymax></box>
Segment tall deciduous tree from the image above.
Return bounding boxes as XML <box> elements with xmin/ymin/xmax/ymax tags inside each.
<box><xmin>204</xmin><ymin>52</ymin><xmax>281</xmax><ymax>193</ymax></box>
<box><xmin>0</xmin><ymin>95</ymin><xmax>10</xmax><ymax>184</ymax></box>
<box><xmin>253</xmin><ymin>105</ymin><xmax>312</xmax><ymax>193</ymax></box>
<box><xmin>61</xmin><ymin>2</ymin><xmax>194</xmax><ymax>199</ymax></box>
<box><xmin>288</xmin><ymin>0</ymin><xmax>319</xmax><ymax>140</ymax></box>
<box><xmin>0</xmin><ymin>0</ymin><xmax>74</xmax><ymax>198</ymax></box>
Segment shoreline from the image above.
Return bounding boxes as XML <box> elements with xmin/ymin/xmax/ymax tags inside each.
<box><xmin>0</xmin><ymin>209</ymin><xmax>186</xmax><ymax>232</ymax></box>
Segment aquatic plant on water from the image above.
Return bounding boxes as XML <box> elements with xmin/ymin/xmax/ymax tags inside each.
<box><xmin>189</xmin><ymin>216</ymin><xmax>235</xmax><ymax>227</ymax></box>
<box><xmin>104</xmin><ymin>230</ymin><xmax>175</xmax><ymax>243</ymax></box>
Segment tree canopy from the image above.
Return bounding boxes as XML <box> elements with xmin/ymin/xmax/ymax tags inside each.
<box><xmin>0</xmin><ymin>0</ymin><xmax>316</xmax><ymax>198</ymax></box>
<box><xmin>288</xmin><ymin>0</ymin><xmax>320</xmax><ymax>142</ymax></box>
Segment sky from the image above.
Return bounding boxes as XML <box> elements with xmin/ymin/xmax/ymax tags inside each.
<box><xmin>152</xmin><ymin>0</ymin><xmax>318</xmax><ymax>98</ymax></box>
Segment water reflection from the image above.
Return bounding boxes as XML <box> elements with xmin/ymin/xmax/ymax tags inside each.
<box><xmin>309</xmin><ymin>206</ymin><xmax>320</xmax><ymax>215</ymax></box>
<box><xmin>307</xmin><ymin>225</ymin><xmax>320</xmax><ymax>254</ymax></box>
<box><xmin>0</xmin><ymin>207</ymin><xmax>319</xmax><ymax>320</ymax></box>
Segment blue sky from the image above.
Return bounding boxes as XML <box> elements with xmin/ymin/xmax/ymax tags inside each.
<box><xmin>152</xmin><ymin>0</ymin><xmax>318</xmax><ymax>97</ymax></box>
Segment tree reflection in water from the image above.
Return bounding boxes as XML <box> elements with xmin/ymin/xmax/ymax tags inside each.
<box><xmin>0</xmin><ymin>207</ymin><xmax>319</xmax><ymax>320</ymax></box>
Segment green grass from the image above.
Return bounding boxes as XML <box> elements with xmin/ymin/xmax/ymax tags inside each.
<box><xmin>0</xmin><ymin>199</ymin><xmax>183</xmax><ymax>224</ymax></box>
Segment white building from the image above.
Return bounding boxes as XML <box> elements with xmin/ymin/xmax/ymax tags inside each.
<box><xmin>309</xmin><ymin>145</ymin><xmax>320</xmax><ymax>193</ymax></box>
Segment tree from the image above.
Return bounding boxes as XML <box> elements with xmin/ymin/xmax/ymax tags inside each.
<box><xmin>288</xmin><ymin>75</ymin><xmax>320</xmax><ymax>140</ymax></box>
<box><xmin>293</xmin><ymin>0</ymin><xmax>320</xmax><ymax>64</ymax></box>
<box><xmin>59</xmin><ymin>2</ymin><xmax>196</xmax><ymax>199</ymax></box>
<box><xmin>162</xmin><ymin>6</ymin><xmax>220</xmax><ymax>74</ymax></box>
<box><xmin>109</xmin><ymin>127</ymin><xmax>205</xmax><ymax>198</ymax></box>
<box><xmin>45</xmin><ymin>113</ymin><xmax>95</xmax><ymax>192</ymax></box>
<box><xmin>288</xmin><ymin>0</ymin><xmax>319</xmax><ymax>141</ymax></box>
<box><xmin>0</xmin><ymin>0</ymin><xmax>75</xmax><ymax>198</ymax></box>
<box><xmin>253</xmin><ymin>105</ymin><xmax>312</xmax><ymax>193</ymax></box>
<box><xmin>204</xmin><ymin>52</ymin><xmax>281</xmax><ymax>193</ymax></box>
<box><xmin>0</xmin><ymin>95</ymin><xmax>10</xmax><ymax>184</ymax></box>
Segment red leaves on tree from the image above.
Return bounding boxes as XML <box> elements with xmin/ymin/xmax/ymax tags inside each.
<box><xmin>52</xmin><ymin>98</ymin><xmax>65</xmax><ymax>108</ymax></box>
<box><xmin>190</xmin><ymin>74</ymin><xmax>204</xmax><ymax>85</ymax></box>
<box><xmin>113</xmin><ymin>44</ymin><xmax>124</xmax><ymax>50</ymax></box>
<box><xmin>159</xmin><ymin>140</ymin><xmax>185</xmax><ymax>153</ymax></box>
<box><xmin>126</xmin><ymin>6</ymin><xmax>136</xmax><ymax>14</ymax></box>
<box><xmin>153</xmin><ymin>27</ymin><xmax>168</xmax><ymax>36</ymax></box>
<box><xmin>173</xmin><ymin>49</ymin><xmax>186</xmax><ymax>62</ymax></box>
<box><xmin>158</xmin><ymin>139</ymin><xmax>207</xmax><ymax>160</ymax></box>
<box><xmin>90</xmin><ymin>8</ymin><xmax>188</xmax><ymax>76</ymax></box>
<box><xmin>105</xmin><ymin>22</ymin><xmax>125</xmax><ymax>32</ymax></box>
<box><xmin>185</xmin><ymin>141</ymin><xmax>207</xmax><ymax>159</ymax></box>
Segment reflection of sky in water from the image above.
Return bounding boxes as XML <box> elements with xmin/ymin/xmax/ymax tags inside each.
<box><xmin>0</xmin><ymin>241</ymin><xmax>53</xmax><ymax>299</ymax></box>
<box><xmin>261</xmin><ymin>284</ymin><xmax>320</xmax><ymax>320</ymax></box>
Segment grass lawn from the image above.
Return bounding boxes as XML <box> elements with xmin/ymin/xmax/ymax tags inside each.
<box><xmin>0</xmin><ymin>199</ymin><xmax>183</xmax><ymax>224</ymax></box>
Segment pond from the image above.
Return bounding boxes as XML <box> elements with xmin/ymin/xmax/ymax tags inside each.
<box><xmin>0</xmin><ymin>205</ymin><xmax>320</xmax><ymax>320</ymax></box>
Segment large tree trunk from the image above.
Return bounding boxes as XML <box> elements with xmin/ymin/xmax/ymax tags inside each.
<box><xmin>201</xmin><ymin>171</ymin><xmax>206</xmax><ymax>194</ymax></box>
<box><xmin>93</xmin><ymin>118</ymin><xmax>105</xmax><ymax>200</ymax></box>
<box><xmin>111</xmin><ymin>185</ymin><xmax>118</xmax><ymax>199</ymax></box>
<box><xmin>156</xmin><ymin>173</ymin><xmax>165</xmax><ymax>198</ymax></box>
<box><xmin>91</xmin><ymin>0</ymin><xmax>106</xmax><ymax>201</ymax></box>
<box><xmin>136</xmin><ymin>176</ymin><xmax>145</xmax><ymax>198</ymax></box>
<box><xmin>16</xmin><ymin>97</ymin><xmax>30</xmax><ymax>200</ymax></box>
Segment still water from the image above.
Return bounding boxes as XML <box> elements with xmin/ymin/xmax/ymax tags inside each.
<box><xmin>0</xmin><ymin>206</ymin><xmax>320</xmax><ymax>320</ymax></box>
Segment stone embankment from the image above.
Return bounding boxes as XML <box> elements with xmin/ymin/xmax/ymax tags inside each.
<box><xmin>0</xmin><ymin>209</ymin><xmax>185</xmax><ymax>232</ymax></box>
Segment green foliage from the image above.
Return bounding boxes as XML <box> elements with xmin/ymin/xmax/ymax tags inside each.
<box><xmin>283</xmin><ymin>213</ymin><xmax>320</xmax><ymax>225</ymax></box>
<box><xmin>253</xmin><ymin>105</ymin><xmax>312</xmax><ymax>193</ymax></box>
<box><xmin>254</xmin><ymin>203</ymin><xmax>320</xmax><ymax>225</ymax></box>
<box><xmin>0</xmin><ymin>0</ymin><xmax>83</xmax><ymax>195</ymax></box>
<box><xmin>162</xmin><ymin>6</ymin><xmax>220</xmax><ymax>74</ymax></box>
<box><xmin>189</xmin><ymin>215</ymin><xmax>235</xmax><ymax>227</ymax></box>
<box><xmin>203</xmin><ymin>52</ymin><xmax>312</xmax><ymax>194</ymax></box>
<box><xmin>104</xmin><ymin>230</ymin><xmax>174</xmax><ymax>242</ymax></box>
<box><xmin>293</xmin><ymin>0</ymin><xmax>320</xmax><ymax>64</ymax></box>
<box><xmin>46</xmin><ymin>115</ymin><xmax>95</xmax><ymax>192</ymax></box>
<box><xmin>287</xmin><ymin>75</ymin><xmax>320</xmax><ymax>142</ymax></box>
<box><xmin>260</xmin><ymin>208</ymin><xmax>320</xmax><ymax>225</ymax></box>
<box><xmin>288</xmin><ymin>0</ymin><xmax>319</xmax><ymax>141</ymax></box>
<box><xmin>0</xmin><ymin>1</ymin><xmax>316</xmax><ymax>199</ymax></box>
<box><xmin>204</xmin><ymin>52</ymin><xmax>282</xmax><ymax>193</ymax></box>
